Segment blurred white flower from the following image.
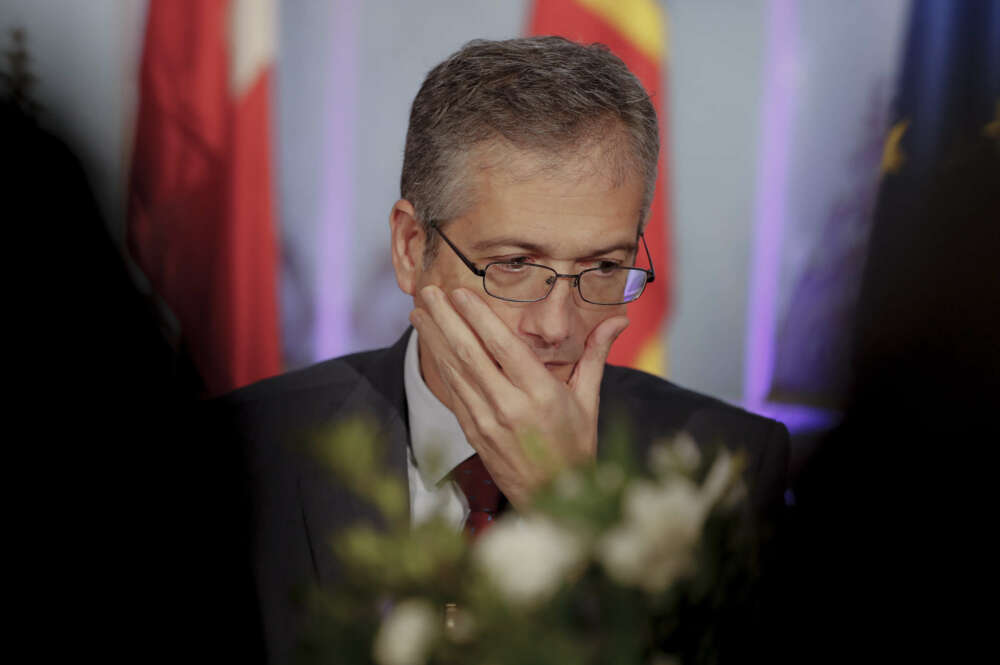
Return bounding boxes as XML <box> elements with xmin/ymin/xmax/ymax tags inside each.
<box><xmin>474</xmin><ymin>516</ymin><xmax>585</xmax><ymax>607</ymax></box>
<box><xmin>700</xmin><ymin>448</ymin><xmax>747</xmax><ymax>511</ymax></box>
<box><xmin>597</xmin><ymin>525</ymin><xmax>646</xmax><ymax>586</ymax></box>
<box><xmin>624</xmin><ymin>477</ymin><xmax>706</xmax><ymax>542</ymax></box>
<box><xmin>649</xmin><ymin>433</ymin><xmax>701</xmax><ymax>477</ymax></box>
<box><xmin>373</xmin><ymin>598</ymin><xmax>439</xmax><ymax>665</ymax></box>
<box><xmin>598</xmin><ymin>477</ymin><xmax>707</xmax><ymax>593</ymax></box>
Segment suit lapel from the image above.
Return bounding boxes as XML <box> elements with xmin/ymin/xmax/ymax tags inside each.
<box><xmin>298</xmin><ymin>331</ymin><xmax>413</xmax><ymax>586</ymax></box>
<box><xmin>348</xmin><ymin>328</ymin><xmax>412</xmax><ymax>489</ymax></box>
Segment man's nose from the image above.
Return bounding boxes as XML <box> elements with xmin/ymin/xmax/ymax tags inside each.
<box><xmin>521</xmin><ymin>275</ymin><xmax>577</xmax><ymax>346</ymax></box>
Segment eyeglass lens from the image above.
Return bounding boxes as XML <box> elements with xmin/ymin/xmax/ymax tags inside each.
<box><xmin>484</xmin><ymin>263</ymin><xmax>647</xmax><ymax>304</ymax></box>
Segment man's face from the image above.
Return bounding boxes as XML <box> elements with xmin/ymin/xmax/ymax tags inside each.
<box><xmin>406</xmin><ymin>149</ymin><xmax>644</xmax><ymax>393</ymax></box>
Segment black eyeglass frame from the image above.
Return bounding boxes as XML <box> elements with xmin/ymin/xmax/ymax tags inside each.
<box><xmin>428</xmin><ymin>221</ymin><xmax>656</xmax><ymax>305</ymax></box>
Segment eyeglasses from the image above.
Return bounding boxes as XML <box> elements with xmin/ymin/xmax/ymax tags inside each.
<box><xmin>429</xmin><ymin>222</ymin><xmax>655</xmax><ymax>305</ymax></box>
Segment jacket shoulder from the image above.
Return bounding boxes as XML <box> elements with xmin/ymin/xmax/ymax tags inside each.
<box><xmin>221</xmin><ymin>346</ymin><xmax>391</xmax><ymax>407</ymax></box>
<box><xmin>600</xmin><ymin>364</ymin><xmax>789</xmax><ymax>502</ymax></box>
<box><xmin>602</xmin><ymin>364</ymin><xmax>773</xmax><ymax>428</ymax></box>
<box><xmin>212</xmin><ymin>345</ymin><xmax>402</xmax><ymax>447</ymax></box>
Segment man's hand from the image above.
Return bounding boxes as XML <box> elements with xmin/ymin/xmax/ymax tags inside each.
<box><xmin>409</xmin><ymin>285</ymin><xmax>628</xmax><ymax>510</ymax></box>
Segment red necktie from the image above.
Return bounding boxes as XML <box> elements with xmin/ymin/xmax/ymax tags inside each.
<box><xmin>451</xmin><ymin>454</ymin><xmax>506</xmax><ymax>539</ymax></box>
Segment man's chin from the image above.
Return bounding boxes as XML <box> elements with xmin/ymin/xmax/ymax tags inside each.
<box><xmin>543</xmin><ymin>362</ymin><xmax>575</xmax><ymax>383</ymax></box>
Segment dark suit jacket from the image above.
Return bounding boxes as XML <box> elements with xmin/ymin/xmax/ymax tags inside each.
<box><xmin>222</xmin><ymin>329</ymin><xmax>789</xmax><ymax>664</ymax></box>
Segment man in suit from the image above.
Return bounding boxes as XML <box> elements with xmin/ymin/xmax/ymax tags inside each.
<box><xmin>224</xmin><ymin>37</ymin><xmax>789</xmax><ymax>664</ymax></box>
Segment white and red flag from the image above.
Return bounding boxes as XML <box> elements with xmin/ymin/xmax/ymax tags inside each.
<box><xmin>128</xmin><ymin>0</ymin><xmax>282</xmax><ymax>395</ymax></box>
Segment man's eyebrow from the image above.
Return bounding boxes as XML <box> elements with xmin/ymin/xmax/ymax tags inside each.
<box><xmin>585</xmin><ymin>241</ymin><xmax>638</xmax><ymax>257</ymax></box>
<box><xmin>468</xmin><ymin>237</ymin><xmax>549</xmax><ymax>254</ymax></box>
<box><xmin>468</xmin><ymin>237</ymin><xmax>637</xmax><ymax>257</ymax></box>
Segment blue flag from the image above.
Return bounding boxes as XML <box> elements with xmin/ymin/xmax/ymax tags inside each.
<box><xmin>880</xmin><ymin>0</ymin><xmax>999</xmax><ymax>181</ymax></box>
<box><xmin>854</xmin><ymin>0</ymin><xmax>1000</xmax><ymax>381</ymax></box>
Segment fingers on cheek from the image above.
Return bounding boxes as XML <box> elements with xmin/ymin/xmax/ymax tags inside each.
<box><xmin>410</xmin><ymin>310</ymin><xmax>439</xmax><ymax>346</ymax></box>
<box><xmin>438</xmin><ymin>361</ymin><xmax>484</xmax><ymax>423</ymax></box>
<box><xmin>415</xmin><ymin>312</ymin><xmax>452</xmax><ymax>366</ymax></box>
<box><xmin>440</xmin><ymin>363</ymin><xmax>501</xmax><ymax>452</ymax></box>
<box><xmin>453</xmin><ymin>341</ymin><xmax>478</xmax><ymax>372</ymax></box>
<box><xmin>409</xmin><ymin>308</ymin><xmax>426</xmax><ymax>329</ymax></box>
<box><xmin>440</xmin><ymin>361</ymin><xmax>484</xmax><ymax>420</ymax></box>
<box><xmin>435</xmin><ymin>358</ymin><xmax>460</xmax><ymax>394</ymax></box>
<box><xmin>442</xmin><ymin>373</ymin><xmax>485</xmax><ymax>444</ymax></box>
<box><xmin>484</xmin><ymin>333</ymin><xmax>515</xmax><ymax>369</ymax></box>
<box><xmin>436</xmin><ymin>360</ymin><xmax>464</xmax><ymax>405</ymax></box>
<box><xmin>448</xmin><ymin>388</ymin><xmax>474</xmax><ymax>431</ymax></box>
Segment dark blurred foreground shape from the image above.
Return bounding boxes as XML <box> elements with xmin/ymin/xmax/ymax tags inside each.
<box><xmin>778</xmin><ymin>1</ymin><xmax>1000</xmax><ymax>661</ymax></box>
<box><xmin>4</xmin><ymin>81</ymin><xmax>263</xmax><ymax>661</ymax></box>
<box><xmin>782</xmin><ymin>136</ymin><xmax>999</xmax><ymax>664</ymax></box>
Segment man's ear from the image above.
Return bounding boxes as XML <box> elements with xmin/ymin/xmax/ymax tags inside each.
<box><xmin>390</xmin><ymin>199</ymin><xmax>426</xmax><ymax>296</ymax></box>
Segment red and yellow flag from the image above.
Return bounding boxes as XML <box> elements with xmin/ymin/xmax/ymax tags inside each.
<box><xmin>529</xmin><ymin>0</ymin><xmax>671</xmax><ymax>376</ymax></box>
<box><xmin>128</xmin><ymin>0</ymin><xmax>282</xmax><ymax>395</ymax></box>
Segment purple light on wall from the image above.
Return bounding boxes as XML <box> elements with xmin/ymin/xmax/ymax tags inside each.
<box><xmin>315</xmin><ymin>0</ymin><xmax>361</xmax><ymax>361</ymax></box>
<box><xmin>743</xmin><ymin>0</ymin><xmax>839</xmax><ymax>435</ymax></box>
<box><xmin>744</xmin><ymin>0</ymin><xmax>798</xmax><ymax>418</ymax></box>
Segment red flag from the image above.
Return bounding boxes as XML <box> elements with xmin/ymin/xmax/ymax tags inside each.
<box><xmin>529</xmin><ymin>0</ymin><xmax>672</xmax><ymax>375</ymax></box>
<box><xmin>128</xmin><ymin>0</ymin><xmax>282</xmax><ymax>395</ymax></box>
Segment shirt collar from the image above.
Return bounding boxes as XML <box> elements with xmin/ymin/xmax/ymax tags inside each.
<box><xmin>403</xmin><ymin>329</ymin><xmax>475</xmax><ymax>490</ymax></box>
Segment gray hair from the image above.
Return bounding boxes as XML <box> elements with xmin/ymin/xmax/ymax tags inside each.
<box><xmin>400</xmin><ymin>36</ymin><xmax>660</xmax><ymax>262</ymax></box>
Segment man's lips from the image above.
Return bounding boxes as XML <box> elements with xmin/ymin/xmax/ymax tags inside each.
<box><xmin>493</xmin><ymin>359</ymin><xmax>574</xmax><ymax>371</ymax></box>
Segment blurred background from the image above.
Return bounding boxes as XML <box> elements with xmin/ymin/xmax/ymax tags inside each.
<box><xmin>2</xmin><ymin>0</ymin><xmax>996</xmax><ymax>484</ymax></box>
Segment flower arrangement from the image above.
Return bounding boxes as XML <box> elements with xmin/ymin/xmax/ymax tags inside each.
<box><xmin>298</xmin><ymin>420</ymin><xmax>759</xmax><ymax>665</ymax></box>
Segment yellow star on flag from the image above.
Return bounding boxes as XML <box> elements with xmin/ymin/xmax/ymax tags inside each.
<box><xmin>880</xmin><ymin>119</ymin><xmax>909</xmax><ymax>176</ymax></box>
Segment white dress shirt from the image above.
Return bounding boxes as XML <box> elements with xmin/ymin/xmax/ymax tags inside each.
<box><xmin>403</xmin><ymin>330</ymin><xmax>475</xmax><ymax>529</ymax></box>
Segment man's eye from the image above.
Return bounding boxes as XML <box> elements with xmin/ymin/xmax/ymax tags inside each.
<box><xmin>499</xmin><ymin>258</ymin><xmax>530</xmax><ymax>272</ymax></box>
<box><xmin>593</xmin><ymin>260</ymin><xmax>620</xmax><ymax>275</ymax></box>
